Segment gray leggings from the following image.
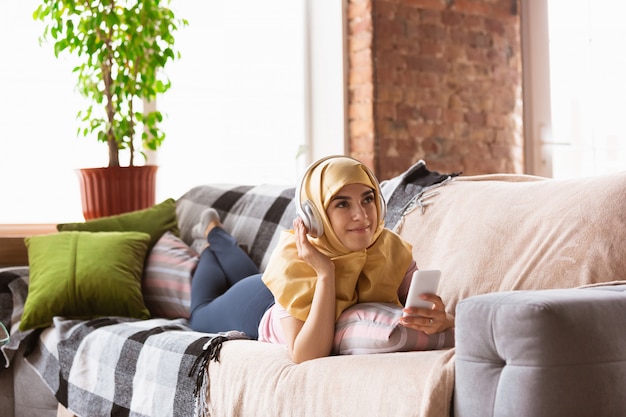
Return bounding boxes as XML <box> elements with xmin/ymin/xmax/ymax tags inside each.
<box><xmin>189</xmin><ymin>227</ymin><xmax>274</xmax><ymax>338</ymax></box>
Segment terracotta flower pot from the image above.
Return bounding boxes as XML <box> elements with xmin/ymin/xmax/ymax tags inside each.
<box><xmin>76</xmin><ymin>165</ymin><xmax>158</xmax><ymax>220</ymax></box>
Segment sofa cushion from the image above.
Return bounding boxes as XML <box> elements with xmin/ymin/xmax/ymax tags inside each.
<box><xmin>143</xmin><ymin>231</ymin><xmax>199</xmax><ymax>319</ymax></box>
<box><xmin>397</xmin><ymin>172</ymin><xmax>626</xmax><ymax>314</ymax></box>
<box><xmin>20</xmin><ymin>231</ymin><xmax>151</xmax><ymax>330</ymax></box>
<box><xmin>57</xmin><ymin>198</ymin><xmax>179</xmax><ymax>252</ymax></box>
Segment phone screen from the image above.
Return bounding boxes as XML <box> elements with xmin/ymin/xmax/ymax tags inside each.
<box><xmin>405</xmin><ymin>269</ymin><xmax>441</xmax><ymax>310</ymax></box>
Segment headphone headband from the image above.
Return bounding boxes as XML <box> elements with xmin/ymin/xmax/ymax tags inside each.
<box><xmin>294</xmin><ymin>155</ymin><xmax>386</xmax><ymax>237</ymax></box>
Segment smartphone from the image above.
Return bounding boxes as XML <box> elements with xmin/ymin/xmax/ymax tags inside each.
<box><xmin>404</xmin><ymin>269</ymin><xmax>441</xmax><ymax>312</ymax></box>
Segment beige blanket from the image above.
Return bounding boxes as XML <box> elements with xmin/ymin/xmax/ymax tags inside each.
<box><xmin>205</xmin><ymin>340</ymin><xmax>455</xmax><ymax>417</ymax></box>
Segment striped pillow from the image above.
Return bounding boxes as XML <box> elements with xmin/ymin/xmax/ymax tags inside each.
<box><xmin>143</xmin><ymin>231</ymin><xmax>200</xmax><ymax>319</ymax></box>
<box><xmin>333</xmin><ymin>303</ymin><xmax>455</xmax><ymax>355</ymax></box>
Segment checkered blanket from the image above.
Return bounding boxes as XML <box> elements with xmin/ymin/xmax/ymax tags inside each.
<box><xmin>0</xmin><ymin>267</ymin><xmax>245</xmax><ymax>417</ymax></box>
<box><xmin>176</xmin><ymin>183</ymin><xmax>297</xmax><ymax>271</ymax></box>
<box><xmin>380</xmin><ymin>160</ymin><xmax>461</xmax><ymax>229</ymax></box>
<box><xmin>27</xmin><ymin>316</ymin><xmax>246</xmax><ymax>417</ymax></box>
<box><xmin>0</xmin><ymin>266</ymin><xmax>35</xmax><ymax>369</ymax></box>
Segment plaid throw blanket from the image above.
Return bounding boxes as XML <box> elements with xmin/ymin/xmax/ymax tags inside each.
<box><xmin>1</xmin><ymin>266</ymin><xmax>36</xmax><ymax>369</ymax></box>
<box><xmin>0</xmin><ymin>268</ymin><xmax>246</xmax><ymax>417</ymax></box>
<box><xmin>176</xmin><ymin>183</ymin><xmax>297</xmax><ymax>271</ymax></box>
<box><xmin>27</xmin><ymin>317</ymin><xmax>247</xmax><ymax>417</ymax></box>
<box><xmin>380</xmin><ymin>160</ymin><xmax>461</xmax><ymax>230</ymax></box>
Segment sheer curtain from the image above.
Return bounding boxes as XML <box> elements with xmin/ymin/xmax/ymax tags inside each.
<box><xmin>0</xmin><ymin>1</ymin><xmax>316</xmax><ymax>223</ymax></box>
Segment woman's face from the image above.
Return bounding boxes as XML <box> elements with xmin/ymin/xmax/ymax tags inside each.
<box><xmin>325</xmin><ymin>183</ymin><xmax>378</xmax><ymax>251</ymax></box>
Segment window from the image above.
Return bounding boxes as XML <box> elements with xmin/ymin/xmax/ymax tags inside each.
<box><xmin>0</xmin><ymin>1</ymin><xmax>104</xmax><ymax>223</ymax></box>
<box><xmin>547</xmin><ymin>0</ymin><xmax>626</xmax><ymax>178</ymax></box>
<box><xmin>523</xmin><ymin>0</ymin><xmax>626</xmax><ymax>178</ymax></box>
<box><xmin>0</xmin><ymin>1</ymin><xmax>345</xmax><ymax>224</ymax></box>
<box><xmin>157</xmin><ymin>1</ymin><xmax>309</xmax><ymax>195</ymax></box>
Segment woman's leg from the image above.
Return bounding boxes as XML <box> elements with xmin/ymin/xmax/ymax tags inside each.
<box><xmin>190</xmin><ymin>273</ymin><xmax>274</xmax><ymax>338</ymax></box>
<box><xmin>189</xmin><ymin>227</ymin><xmax>274</xmax><ymax>337</ymax></box>
<box><xmin>190</xmin><ymin>227</ymin><xmax>258</xmax><ymax>312</ymax></box>
<box><xmin>204</xmin><ymin>226</ymin><xmax>259</xmax><ymax>286</ymax></box>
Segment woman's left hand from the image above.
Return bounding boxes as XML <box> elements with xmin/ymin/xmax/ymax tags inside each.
<box><xmin>399</xmin><ymin>294</ymin><xmax>455</xmax><ymax>334</ymax></box>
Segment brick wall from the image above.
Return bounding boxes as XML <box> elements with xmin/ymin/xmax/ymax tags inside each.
<box><xmin>347</xmin><ymin>0</ymin><xmax>523</xmax><ymax>179</ymax></box>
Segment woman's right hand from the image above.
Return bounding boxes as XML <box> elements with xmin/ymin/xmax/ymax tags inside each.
<box><xmin>282</xmin><ymin>218</ymin><xmax>337</xmax><ymax>363</ymax></box>
<box><xmin>293</xmin><ymin>218</ymin><xmax>334</xmax><ymax>277</ymax></box>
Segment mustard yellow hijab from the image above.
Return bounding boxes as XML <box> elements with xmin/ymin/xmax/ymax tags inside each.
<box><xmin>262</xmin><ymin>156</ymin><xmax>414</xmax><ymax>321</ymax></box>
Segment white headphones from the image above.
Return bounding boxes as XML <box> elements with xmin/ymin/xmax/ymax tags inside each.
<box><xmin>294</xmin><ymin>155</ymin><xmax>387</xmax><ymax>238</ymax></box>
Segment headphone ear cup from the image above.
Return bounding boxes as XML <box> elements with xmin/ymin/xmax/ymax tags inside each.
<box><xmin>301</xmin><ymin>200</ymin><xmax>324</xmax><ymax>238</ymax></box>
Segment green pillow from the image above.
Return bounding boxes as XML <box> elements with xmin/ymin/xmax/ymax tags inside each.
<box><xmin>20</xmin><ymin>231</ymin><xmax>152</xmax><ymax>331</ymax></box>
<box><xmin>56</xmin><ymin>198</ymin><xmax>179</xmax><ymax>252</ymax></box>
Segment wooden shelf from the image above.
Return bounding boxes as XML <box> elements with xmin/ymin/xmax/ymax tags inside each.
<box><xmin>0</xmin><ymin>237</ymin><xmax>29</xmax><ymax>267</ymax></box>
<box><xmin>0</xmin><ymin>224</ymin><xmax>57</xmax><ymax>267</ymax></box>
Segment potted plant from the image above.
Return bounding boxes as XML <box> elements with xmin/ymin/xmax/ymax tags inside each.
<box><xmin>33</xmin><ymin>0</ymin><xmax>187</xmax><ymax>219</ymax></box>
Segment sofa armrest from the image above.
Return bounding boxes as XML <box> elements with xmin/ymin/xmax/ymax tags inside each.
<box><xmin>454</xmin><ymin>288</ymin><xmax>626</xmax><ymax>417</ymax></box>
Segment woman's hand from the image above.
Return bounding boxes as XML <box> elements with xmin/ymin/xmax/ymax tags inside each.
<box><xmin>399</xmin><ymin>294</ymin><xmax>455</xmax><ymax>335</ymax></box>
<box><xmin>281</xmin><ymin>218</ymin><xmax>337</xmax><ymax>363</ymax></box>
<box><xmin>293</xmin><ymin>218</ymin><xmax>334</xmax><ymax>277</ymax></box>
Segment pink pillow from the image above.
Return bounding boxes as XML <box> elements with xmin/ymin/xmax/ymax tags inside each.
<box><xmin>143</xmin><ymin>231</ymin><xmax>200</xmax><ymax>319</ymax></box>
<box><xmin>333</xmin><ymin>303</ymin><xmax>455</xmax><ymax>355</ymax></box>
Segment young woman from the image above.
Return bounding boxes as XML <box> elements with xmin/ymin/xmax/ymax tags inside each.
<box><xmin>189</xmin><ymin>156</ymin><xmax>454</xmax><ymax>363</ymax></box>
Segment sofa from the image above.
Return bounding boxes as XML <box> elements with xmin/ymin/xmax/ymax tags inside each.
<box><xmin>1</xmin><ymin>160</ymin><xmax>626</xmax><ymax>417</ymax></box>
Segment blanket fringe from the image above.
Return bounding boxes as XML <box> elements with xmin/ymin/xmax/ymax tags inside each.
<box><xmin>193</xmin><ymin>365</ymin><xmax>210</xmax><ymax>417</ymax></box>
<box><xmin>189</xmin><ymin>331</ymin><xmax>249</xmax><ymax>417</ymax></box>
